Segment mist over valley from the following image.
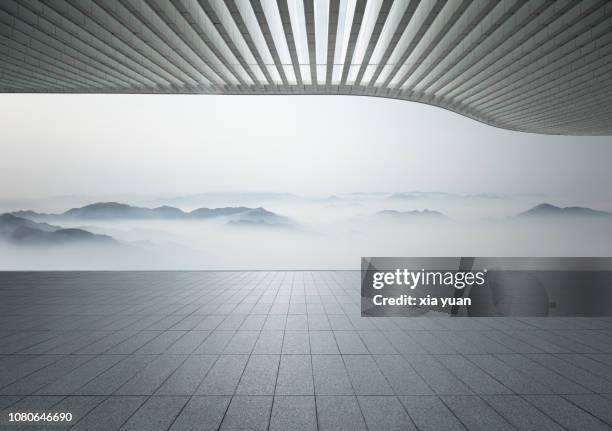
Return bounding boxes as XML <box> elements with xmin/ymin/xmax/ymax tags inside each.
<box><xmin>2</xmin><ymin>193</ymin><xmax>612</xmax><ymax>270</ymax></box>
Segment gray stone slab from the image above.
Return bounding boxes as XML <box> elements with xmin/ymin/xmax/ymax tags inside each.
<box><xmin>75</xmin><ymin>329</ymin><xmax>139</xmax><ymax>354</ymax></box>
<box><xmin>525</xmin><ymin>395</ymin><xmax>611</xmax><ymax>431</ymax></box>
<box><xmin>437</xmin><ymin>331</ymin><xmax>511</xmax><ymax>354</ymax></box>
<box><xmin>239</xmin><ymin>315</ymin><xmax>266</xmax><ymax>330</ymax></box>
<box><xmin>196</xmin><ymin>355</ymin><xmax>249</xmax><ymax>395</ymax></box>
<box><xmin>19</xmin><ymin>332</ymin><xmax>97</xmax><ymax>355</ymax></box>
<box><xmin>404</xmin><ymin>354</ymin><xmax>472</xmax><ymax>395</ymax></box>
<box><xmin>106</xmin><ymin>331</ymin><xmax>161</xmax><ymax>354</ymax></box>
<box><xmin>0</xmin><ymin>355</ymin><xmax>92</xmax><ymax>395</ymax></box>
<box><xmin>224</xmin><ymin>331</ymin><xmax>259</xmax><ymax>354</ymax></box>
<box><xmin>36</xmin><ymin>355</ymin><xmax>123</xmax><ymax>395</ymax></box>
<box><xmin>558</xmin><ymin>354</ymin><xmax>612</xmax><ymax>382</ymax></box>
<box><xmin>0</xmin><ymin>395</ymin><xmax>20</xmax><ymax>409</ymax></box>
<box><xmin>349</xmin><ymin>316</ymin><xmax>377</xmax><ymax>331</ymax></box>
<box><xmin>442</xmin><ymin>395</ymin><xmax>515</xmax><ymax>431</ymax></box>
<box><xmin>480</xmin><ymin>330</ymin><xmax>543</xmax><ymax>354</ymax></box>
<box><xmin>0</xmin><ymin>355</ymin><xmax>61</xmax><ymax>388</ymax></box>
<box><xmin>270</xmin><ymin>396</ymin><xmax>317</xmax><ymax>431</ymax></box>
<box><xmin>72</xmin><ymin>396</ymin><xmax>146</xmax><ymax>431</ymax></box>
<box><xmin>563</xmin><ymin>394</ymin><xmax>612</xmax><ymax>427</ymax></box>
<box><xmin>0</xmin><ymin>331</ymin><xmax>62</xmax><ymax>354</ymax></box>
<box><xmin>312</xmin><ymin>355</ymin><xmax>354</xmax><ymax>395</ymax></box>
<box><xmin>465</xmin><ymin>354</ymin><xmax>550</xmax><ymax>394</ymax></box>
<box><xmin>436</xmin><ymin>355</ymin><xmax>512</xmax><ymax>395</ymax></box>
<box><xmin>343</xmin><ymin>355</ymin><xmax>394</xmax><ymax>395</ymax></box>
<box><xmin>358</xmin><ymin>395</ymin><xmax>415</xmax><ymax>431</ymax></box>
<box><xmin>589</xmin><ymin>354</ymin><xmax>612</xmax><ymax>368</ymax></box>
<box><xmin>146</xmin><ymin>315</ymin><xmax>184</xmax><ymax>331</ymax></box>
<box><xmin>116</xmin><ymin>355</ymin><xmax>186</xmax><ymax>395</ymax></box>
<box><xmin>503</xmin><ymin>330</ymin><xmax>567</xmax><ymax>354</ymax></box>
<box><xmin>334</xmin><ymin>331</ymin><xmax>369</xmax><ymax>354</ymax></box>
<box><xmin>250</xmin><ymin>303</ymin><xmax>272</xmax><ymax>314</ymax></box>
<box><xmin>384</xmin><ymin>331</ymin><xmax>427</xmax><ymax>354</ymax></box>
<box><xmin>286</xmin><ymin>315</ymin><xmax>308</xmax><ymax>331</ymax></box>
<box><xmin>400</xmin><ymin>396</ymin><xmax>465</xmax><ymax>431</ymax></box>
<box><xmin>236</xmin><ymin>354</ymin><xmax>280</xmax><ymax>395</ymax></box>
<box><xmin>276</xmin><ymin>355</ymin><xmax>314</xmax><ymax>395</ymax></box>
<box><xmin>169</xmin><ymin>396</ymin><xmax>230</xmax><ymax>431</ymax></box>
<box><xmin>408</xmin><ymin>331</ymin><xmax>458</xmax><ymax>354</ymax></box>
<box><xmin>316</xmin><ymin>395</ymin><xmax>366</xmax><ymax>431</ymax></box>
<box><xmin>371</xmin><ymin>318</ymin><xmax>399</xmax><ymax>331</ymax></box>
<box><xmin>358</xmin><ymin>331</ymin><xmax>398</xmax><ymax>354</ymax></box>
<box><xmin>496</xmin><ymin>353</ymin><xmax>590</xmax><ymax>394</ymax></box>
<box><xmin>51</xmin><ymin>332</ymin><xmax>119</xmax><ymax>355</ymax></box>
<box><xmin>253</xmin><ymin>331</ymin><xmax>284</xmax><ymax>354</ymax></box>
<box><xmin>171</xmin><ymin>314</ymin><xmax>206</xmax><ymax>331</ymax></box>
<box><xmin>217</xmin><ymin>315</ymin><xmax>247</xmax><ymax>331</ymax></box>
<box><xmin>120</xmin><ymin>396</ymin><xmax>188</xmax><ymax>431</ymax></box>
<box><xmin>526</xmin><ymin>354</ymin><xmax>612</xmax><ymax>393</ymax></box>
<box><xmin>483</xmin><ymin>395</ymin><xmax>564</xmax><ymax>431</ymax></box>
<box><xmin>167</xmin><ymin>330</ymin><xmax>209</xmax><ymax>354</ymax></box>
<box><xmin>308</xmin><ymin>314</ymin><xmax>331</xmax><ymax>330</ymax></box>
<box><xmin>309</xmin><ymin>331</ymin><xmax>339</xmax><ymax>354</ymax></box>
<box><xmin>194</xmin><ymin>331</ymin><xmax>235</xmax><ymax>354</ymax></box>
<box><xmin>220</xmin><ymin>396</ymin><xmax>272</xmax><ymax>431</ymax></box>
<box><xmin>282</xmin><ymin>331</ymin><xmax>310</xmax><ymax>354</ymax></box>
<box><xmin>328</xmin><ymin>315</ymin><xmax>354</xmax><ymax>331</ymax></box>
<box><xmin>263</xmin><ymin>315</ymin><xmax>287</xmax><ymax>331</ymax></box>
<box><xmin>155</xmin><ymin>355</ymin><xmax>217</xmax><ymax>395</ymax></box>
<box><xmin>373</xmin><ymin>355</ymin><xmax>433</xmax><ymax>395</ymax></box>
<box><xmin>135</xmin><ymin>330</ymin><xmax>186</xmax><ymax>354</ymax></box>
<box><xmin>75</xmin><ymin>355</ymin><xmax>157</xmax><ymax>395</ymax></box>
<box><xmin>530</xmin><ymin>330</ymin><xmax>598</xmax><ymax>353</ymax></box>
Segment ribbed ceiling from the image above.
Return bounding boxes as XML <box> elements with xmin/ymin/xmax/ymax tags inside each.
<box><xmin>1</xmin><ymin>0</ymin><xmax>611</xmax><ymax>135</ymax></box>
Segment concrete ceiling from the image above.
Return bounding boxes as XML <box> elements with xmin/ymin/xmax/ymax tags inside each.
<box><xmin>0</xmin><ymin>0</ymin><xmax>611</xmax><ymax>135</ymax></box>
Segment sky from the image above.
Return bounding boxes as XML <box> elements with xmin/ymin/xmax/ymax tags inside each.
<box><xmin>1</xmin><ymin>93</ymin><xmax>611</xmax><ymax>205</ymax></box>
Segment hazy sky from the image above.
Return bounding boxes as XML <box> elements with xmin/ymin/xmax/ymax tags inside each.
<box><xmin>1</xmin><ymin>94</ymin><xmax>611</xmax><ymax>203</ymax></box>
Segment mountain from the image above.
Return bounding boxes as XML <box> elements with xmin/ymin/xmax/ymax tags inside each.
<box><xmin>62</xmin><ymin>202</ymin><xmax>180</xmax><ymax>219</ymax></box>
<box><xmin>225</xmin><ymin>207</ymin><xmax>294</xmax><ymax>228</ymax></box>
<box><xmin>225</xmin><ymin>207</ymin><xmax>296</xmax><ymax>228</ymax></box>
<box><xmin>11</xmin><ymin>202</ymin><xmax>285</xmax><ymax>221</ymax></box>
<box><xmin>517</xmin><ymin>203</ymin><xmax>612</xmax><ymax>218</ymax></box>
<box><xmin>11</xmin><ymin>203</ymin><xmax>176</xmax><ymax>220</ymax></box>
<box><xmin>11</xmin><ymin>210</ymin><xmax>51</xmax><ymax>219</ymax></box>
<box><xmin>376</xmin><ymin>209</ymin><xmax>448</xmax><ymax>220</ymax></box>
<box><xmin>148</xmin><ymin>205</ymin><xmax>185</xmax><ymax>218</ymax></box>
<box><xmin>236</xmin><ymin>207</ymin><xmax>288</xmax><ymax>222</ymax></box>
<box><xmin>0</xmin><ymin>214</ymin><xmax>115</xmax><ymax>245</ymax></box>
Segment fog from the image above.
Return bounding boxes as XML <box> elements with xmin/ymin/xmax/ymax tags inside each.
<box><xmin>2</xmin><ymin>193</ymin><xmax>612</xmax><ymax>270</ymax></box>
<box><xmin>1</xmin><ymin>94</ymin><xmax>611</xmax><ymax>269</ymax></box>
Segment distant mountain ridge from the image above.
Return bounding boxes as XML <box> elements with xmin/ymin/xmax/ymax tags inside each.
<box><xmin>517</xmin><ymin>203</ymin><xmax>612</xmax><ymax>218</ymax></box>
<box><xmin>0</xmin><ymin>214</ymin><xmax>115</xmax><ymax>245</ymax></box>
<box><xmin>11</xmin><ymin>202</ymin><xmax>285</xmax><ymax>222</ymax></box>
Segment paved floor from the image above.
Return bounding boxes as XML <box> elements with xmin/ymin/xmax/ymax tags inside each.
<box><xmin>0</xmin><ymin>272</ymin><xmax>612</xmax><ymax>430</ymax></box>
